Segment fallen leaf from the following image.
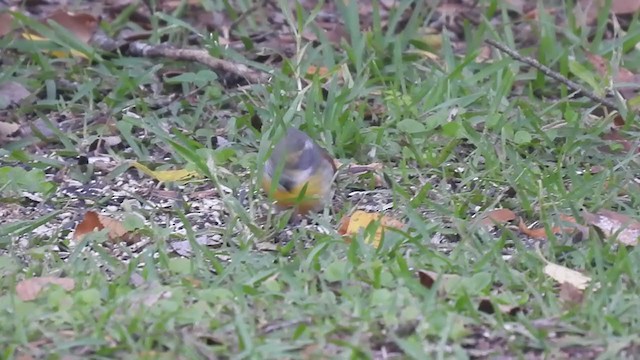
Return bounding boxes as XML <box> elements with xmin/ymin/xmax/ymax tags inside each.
<box><xmin>577</xmin><ymin>0</ymin><xmax>640</xmax><ymax>24</ymax></box>
<box><xmin>100</xmin><ymin>135</ymin><xmax>122</xmax><ymax>147</ymax></box>
<box><xmin>416</xmin><ymin>269</ymin><xmax>462</xmax><ymax>295</ymax></box>
<box><xmin>586</xmin><ymin>52</ymin><xmax>639</xmax><ymax>99</ymax></box>
<box><xmin>610</xmin><ymin>0</ymin><xmax>640</xmax><ymax>14</ymax></box>
<box><xmin>73</xmin><ymin>211</ymin><xmax>140</xmax><ymax>244</ymax></box>
<box><xmin>0</xmin><ymin>121</ymin><xmax>20</xmax><ymax>140</ymax></box>
<box><xmin>131</xmin><ymin>161</ymin><xmax>200</xmax><ymax>182</ymax></box>
<box><xmin>16</xmin><ymin>277</ymin><xmax>75</xmax><ymax>301</ymax></box>
<box><xmin>544</xmin><ymin>262</ymin><xmax>591</xmax><ymax>290</ymax></box>
<box><xmin>582</xmin><ymin>209</ymin><xmax>640</xmax><ymax>246</ymax></box>
<box><xmin>169</xmin><ymin>236</ymin><xmax>218</xmax><ymax>257</ymax></box>
<box><xmin>73</xmin><ymin>211</ymin><xmax>102</xmax><ymax>239</ymax></box>
<box><xmin>417</xmin><ymin>269</ymin><xmax>437</xmax><ymax>289</ymax></box>
<box><xmin>0</xmin><ymin>81</ymin><xmax>31</xmax><ymax>108</ymax></box>
<box><xmin>22</xmin><ymin>33</ymin><xmax>89</xmax><ymax>59</ymax></box>
<box><xmin>601</xmin><ymin>129</ymin><xmax>637</xmax><ymax>153</ymax></box>
<box><xmin>518</xmin><ymin>215</ymin><xmax>578</xmax><ymax>240</ymax></box>
<box><xmin>518</xmin><ymin>219</ymin><xmax>556</xmax><ymax>239</ymax></box>
<box><xmin>477</xmin><ymin>298</ymin><xmax>521</xmax><ymax>316</ymax></box>
<box><xmin>477</xmin><ymin>208</ymin><xmax>517</xmax><ymax>229</ymax></box>
<box><xmin>47</xmin><ymin>10</ymin><xmax>98</xmax><ymax>44</ymax></box>
<box><xmin>475</xmin><ymin>45</ymin><xmax>493</xmax><ymax>63</ymax></box>
<box><xmin>558</xmin><ymin>281</ymin><xmax>585</xmax><ymax>305</ymax></box>
<box><xmin>339</xmin><ymin>210</ymin><xmax>404</xmax><ymax>248</ymax></box>
<box><xmin>0</xmin><ymin>12</ymin><xmax>14</xmax><ymax>38</ymax></box>
<box><xmin>17</xmin><ymin>10</ymin><xmax>98</xmax><ymax>60</ymax></box>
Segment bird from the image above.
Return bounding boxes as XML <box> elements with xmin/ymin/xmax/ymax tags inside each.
<box><xmin>261</xmin><ymin>127</ymin><xmax>337</xmax><ymax>216</ymax></box>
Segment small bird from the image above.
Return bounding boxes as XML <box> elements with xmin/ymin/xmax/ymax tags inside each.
<box><xmin>261</xmin><ymin>127</ymin><xmax>336</xmax><ymax>216</ymax></box>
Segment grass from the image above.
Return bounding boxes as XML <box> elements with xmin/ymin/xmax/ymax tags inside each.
<box><xmin>1</xmin><ymin>0</ymin><xmax>640</xmax><ymax>358</ymax></box>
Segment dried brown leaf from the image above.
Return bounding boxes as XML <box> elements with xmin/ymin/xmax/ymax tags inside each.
<box><xmin>477</xmin><ymin>208</ymin><xmax>517</xmax><ymax>229</ymax></box>
<box><xmin>558</xmin><ymin>281</ymin><xmax>585</xmax><ymax>305</ymax></box>
<box><xmin>601</xmin><ymin>130</ymin><xmax>637</xmax><ymax>153</ymax></box>
<box><xmin>47</xmin><ymin>10</ymin><xmax>98</xmax><ymax>44</ymax></box>
<box><xmin>16</xmin><ymin>277</ymin><xmax>75</xmax><ymax>301</ymax></box>
<box><xmin>0</xmin><ymin>12</ymin><xmax>14</xmax><ymax>38</ymax></box>
<box><xmin>582</xmin><ymin>209</ymin><xmax>640</xmax><ymax>246</ymax></box>
<box><xmin>586</xmin><ymin>53</ymin><xmax>640</xmax><ymax>99</ymax></box>
<box><xmin>73</xmin><ymin>211</ymin><xmax>140</xmax><ymax>244</ymax></box>
<box><xmin>416</xmin><ymin>270</ymin><xmax>461</xmax><ymax>295</ymax></box>
<box><xmin>417</xmin><ymin>269</ymin><xmax>436</xmax><ymax>289</ymax></box>
<box><xmin>578</xmin><ymin>0</ymin><xmax>640</xmax><ymax>25</ymax></box>
<box><xmin>610</xmin><ymin>0</ymin><xmax>640</xmax><ymax>15</ymax></box>
<box><xmin>518</xmin><ymin>215</ymin><xmax>578</xmax><ymax>240</ymax></box>
<box><xmin>477</xmin><ymin>298</ymin><xmax>521</xmax><ymax>316</ymax></box>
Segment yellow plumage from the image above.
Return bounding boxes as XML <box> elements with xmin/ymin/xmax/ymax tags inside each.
<box><xmin>261</xmin><ymin>128</ymin><xmax>336</xmax><ymax>215</ymax></box>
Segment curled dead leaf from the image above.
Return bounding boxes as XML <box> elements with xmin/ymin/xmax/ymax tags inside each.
<box><xmin>416</xmin><ymin>269</ymin><xmax>461</xmax><ymax>295</ymax></box>
<box><xmin>417</xmin><ymin>269</ymin><xmax>437</xmax><ymax>289</ymax></box>
<box><xmin>477</xmin><ymin>208</ymin><xmax>516</xmax><ymax>229</ymax></box>
<box><xmin>518</xmin><ymin>215</ymin><xmax>578</xmax><ymax>240</ymax></box>
<box><xmin>518</xmin><ymin>219</ymin><xmax>553</xmax><ymax>239</ymax></box>
<box><xmin>73</xmin><ymin>211</ymin><xmax>140</xmax><ymax>244</ymax></box>
<box><xmin>477</xmin><ymin>298</ymin><xmax>521</xmax><ymax>316</ymax></box>
<box><xmin>16</xmin><ymin>277</ymin><xmax>75</xmax><ymax>301</ymax></box>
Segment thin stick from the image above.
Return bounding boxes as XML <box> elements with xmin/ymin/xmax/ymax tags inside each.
<box><xmin>126</xmin><ymin>41</ymin><xmax>271</xmax><ymax>84</ymax></box>
<box><xmin>90</xmin><ymin>31</ymin><xmax>271</xmax><ymax>85</ymax></box>
<box><xmin>485</xmin><ymin>38</ymin><xmax>621</xmax><ymax>112</ymax></box>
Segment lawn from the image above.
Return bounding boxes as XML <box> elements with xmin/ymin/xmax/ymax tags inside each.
<box><xmin>1</xmin><ymin>0</ymin><xmax>640</xmax><ymax>358</ymax></box>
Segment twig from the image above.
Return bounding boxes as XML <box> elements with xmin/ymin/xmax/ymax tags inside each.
<box><xmin>90</xmin><ymin>31</ymin><xmax>271</xmax><ymax>85</ymax></box>
<box><xmin>485</xmin><ymin>38</ymin><xmax>621</xmax><ymax>112</ymax></box>
<box><xmin>127</xmin><ymin>41</ymin><xmax>271</xmax><ymax>84</ymax></box>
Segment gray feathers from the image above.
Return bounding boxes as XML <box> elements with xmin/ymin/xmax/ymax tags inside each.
<box><xmin>264</xmin><ymin>128</ymin><xmax>331</xmax><ymax>191</ymax></box>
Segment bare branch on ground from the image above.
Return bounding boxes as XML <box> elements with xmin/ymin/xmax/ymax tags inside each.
<box><xmin>91</xmin><ymin>32</ymin><xmax>271</xmax><ymax>85</ymax></box>
<box><xmin>485</xmin><ymin>38</ymin><xmax>622</xmax><ymax>113</ymax></box>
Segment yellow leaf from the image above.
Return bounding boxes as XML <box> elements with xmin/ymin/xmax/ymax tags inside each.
<box><xmin>22</xmin><ymin>32</ymin><xmax>88</xmax><ymax>59</ymax></box>
<box><xmin>339</xmin><ymin>210</ymin><xmax>404</xmax><ymax>248</ymax></box>
<box><xmin>544</xmin><ymin>262</ymin><xmax>591</xmax><ymax>290</ymax></box>
<box><xmin>131</xmin><ymin>161</ymin><xmax>200</xmax><ymax>182</ymax></box>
